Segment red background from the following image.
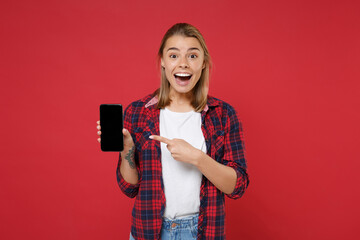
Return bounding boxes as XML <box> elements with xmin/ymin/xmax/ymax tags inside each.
<box><xmin>1</xmin><ymin>0</ymin><xmax>359</xmax><ymax>239</ymax></box>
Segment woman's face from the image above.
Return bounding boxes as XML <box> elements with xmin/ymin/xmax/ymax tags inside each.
<box><xmin>161</xmin><ymin>35</ymin><xmax>205</xmax><ymax>97</ymax></box>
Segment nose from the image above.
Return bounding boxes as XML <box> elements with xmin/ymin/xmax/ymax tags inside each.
<box><xmin>179</xmin><ymin>56</ymin><xmax>189</xmax><ymax>68</ymax></box>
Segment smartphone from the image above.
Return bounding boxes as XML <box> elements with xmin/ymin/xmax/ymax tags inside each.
<box><xmin>99</xmin><ymin>104</ymin><xmax>124</xmax><ymax>152</ymax></box>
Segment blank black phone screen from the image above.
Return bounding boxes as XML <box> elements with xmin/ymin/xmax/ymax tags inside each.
<box><xmin>100</xmin><ymin>104</ymin><xmax>124</xmax><ymax>152</ymax></box>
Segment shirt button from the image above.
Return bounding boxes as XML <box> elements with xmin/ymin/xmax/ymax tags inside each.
<box><xmin>171</xmin><ymin>223</ymin><xmax>177</xmax><ymax>228</ymax></box>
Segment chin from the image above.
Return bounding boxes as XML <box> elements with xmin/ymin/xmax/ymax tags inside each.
<box><xmin>174</xmin><ymin>89</ymin><xmax>190</xmax><ymax>95</ymax></box>
<box><xmin>174</xmin><ymin>84</ymin><xmax>194</xmax><ymax>92</ymax></box>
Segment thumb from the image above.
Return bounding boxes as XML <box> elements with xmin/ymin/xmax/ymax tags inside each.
<box><xmin>123</xmin><ymin>128</ymin><xmax>130</xmax><ymax>136</ymax></box>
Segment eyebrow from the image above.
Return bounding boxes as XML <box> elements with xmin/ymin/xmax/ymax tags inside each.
<box><xmin>166</xmin><ymin>47</ymin><xmax>201</xmax><ymax>52</ymax></box>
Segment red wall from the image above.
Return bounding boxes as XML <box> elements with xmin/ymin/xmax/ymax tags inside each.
<box><xmin>1</xmin><ymin>0</ymin><xmax>359</xmax><ymax>239</ymax></box>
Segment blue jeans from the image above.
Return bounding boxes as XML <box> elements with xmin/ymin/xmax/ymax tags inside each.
<box><xmin>130</xmin><ymin>214</ymin><xmax>199</xmax><ymax>240</ymax></box>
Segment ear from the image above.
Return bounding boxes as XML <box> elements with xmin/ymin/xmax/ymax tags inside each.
<box><xmin>161</xmin><ymin>58</ymin><xmax>165</xmax><ymax>69</ymax></box>
<box><xmin>202</xmin><ymin>62</ymin><xmax>206</xmax><ymax>69</ymax></box>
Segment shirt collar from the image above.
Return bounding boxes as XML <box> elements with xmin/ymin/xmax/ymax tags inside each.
<box><xmin>144</xmin><ymin>95</ymin><xmax>219</xmax><ymax>112</ymax></box>
<box><xmin>144</xmin><ymin>95</ymin><xmax>159</xmax><ymax>109</ymax></box>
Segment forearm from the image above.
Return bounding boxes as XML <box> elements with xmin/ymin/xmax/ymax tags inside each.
<box><xmin>120</xmin><ymin>145</ymin><xmax>139</xmax><ymax>185</ymax></box>
<box><xmin>195</xmin><ymin>150</ymin><xmax>237</xmax><ymax>195</ymax></box>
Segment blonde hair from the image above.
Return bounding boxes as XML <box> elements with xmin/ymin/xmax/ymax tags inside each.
<box><xmin>155</xmin><ymin>23</ymin><xmax>212</xmax><ymax>112</ymax></box>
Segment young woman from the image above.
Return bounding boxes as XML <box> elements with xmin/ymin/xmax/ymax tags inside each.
<box><xmin>97</xmin><ymin>23</ymin><xmax>249</xmax><ymax>240</ymax></box>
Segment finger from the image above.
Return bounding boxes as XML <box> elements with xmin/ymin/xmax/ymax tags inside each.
<box><xmin>149</xmin><ymin>135</ymin><xmax>171</xmax><ymax>145</ymax></box>
<box><xmin>166</xmin><ymin>145</ymin><xmax>173</xmax><ymax>153</ymax></box>
<box><xmin>97</xmin><ymin>125</ymin><xmax>101</xmax><ymax>130</ymax></box>
<box><xmin>97</xmin><ymin>137</ymin><xmax>101</xmax><ymax>143</ymax></box>
<box><xmin>97</xmin><ymin>131</ymin><xmax>101</xmax><ymax>136</ymax></box>
<box><xmin>97</xmin><ymin>120</ymin><xmax>100</xmax><ymax>124</ymax></box>
<box><xmin>123</xmin><ymin>128</ymin><xmax>130</xmax><ymax>136</ymax></box>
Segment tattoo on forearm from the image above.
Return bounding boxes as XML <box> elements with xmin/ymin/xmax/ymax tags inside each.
<box><xmin>125</xmin><ymin>146</ymin><xmax>136</xmax><ymax>169</ymax></box>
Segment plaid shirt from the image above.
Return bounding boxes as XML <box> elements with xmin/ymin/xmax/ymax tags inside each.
<box><xmin>117</xmin><ymin>93</ymin><xmax>249</xmax><ymax>240</ymax></box>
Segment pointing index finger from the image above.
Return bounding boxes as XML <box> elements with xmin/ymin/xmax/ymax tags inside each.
<box><xmin>149</xmin><ymin>135</ymin><xmax>171</xmax><ymax>145</ymax></box>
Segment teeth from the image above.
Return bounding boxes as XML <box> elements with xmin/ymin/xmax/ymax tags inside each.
<box><xmin>174</xmin><ymin>73</ymin><xmax>192</xmax><ymax>77</ymax></box>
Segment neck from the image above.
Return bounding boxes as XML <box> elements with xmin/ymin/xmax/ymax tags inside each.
<box><xmin>167</xmin><ymin>89</ymin><xmax>194</xmax><ymax>112</ymax></box>
<box><xmin>169</xmin><ymin>89</ymin><xmax>193</xmax><ymax>104</ymax></box>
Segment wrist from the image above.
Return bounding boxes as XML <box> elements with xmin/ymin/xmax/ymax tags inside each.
<box><xmin>123</xmin><ymin>144</ymin><xmax>135</xmax><ymax>153</ymax></box>
<box><xmin>194</xmin><ymin>149</ymin><xmax>206</xmax><ymax>168</ymax></box>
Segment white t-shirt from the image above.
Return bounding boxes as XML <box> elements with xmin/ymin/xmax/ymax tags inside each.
<box><xmin>159</xmin><ymin>107</ymin><xmax>207</xmax><ymax>219</ymax></box>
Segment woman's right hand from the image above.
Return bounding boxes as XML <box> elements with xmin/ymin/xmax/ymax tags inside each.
<box><xmin>96</xmin><ymin>120</ymin><xmax>135</xmax><ymax>150</ymax></box>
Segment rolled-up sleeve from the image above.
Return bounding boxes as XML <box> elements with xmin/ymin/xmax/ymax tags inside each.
<box><xmin>115</xmin><ymin>104</ymin><xmax>140</xmax><ymax>198</ymax></box>
<box><xmin>116</xmin><ymin>155</ymin><xmax>139</xmax><ymax>198</ymax></box>
<box><xmin>222</xmin><ymin>105</ymin><xmax>249</xmax><ymax>199</ymax></box>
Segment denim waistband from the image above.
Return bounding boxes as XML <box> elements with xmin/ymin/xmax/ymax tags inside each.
<box><xmin>162</xmin><ymin>214</ymin><xmax>199</xmax><ymax>230</ymax></box>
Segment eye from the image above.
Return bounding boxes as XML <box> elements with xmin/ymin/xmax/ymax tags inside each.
<box><xmin>189</xmin><ymin>54</ymin><xmax>197</xmax><ymax>59</ymax></box>
<box><xmin>169</xmin><ymin>54</ymin><xmax>177</xmax><ymax>59</ymax></box>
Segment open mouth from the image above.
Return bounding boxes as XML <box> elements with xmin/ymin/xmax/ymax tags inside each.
<box><xmin>174</xmin><ymin>73</ymin><xmax>192</xmax><ymax>81</ymax></box>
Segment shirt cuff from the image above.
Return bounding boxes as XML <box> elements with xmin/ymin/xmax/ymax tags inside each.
<box><xmin>226</xmin><ymin>166</ymin><xmax>249</xmax><ymax>199</ymax></box>
<box><xmin>116</xmin><ymin>159</ymin><xmax>140</xmax><ymax>198</ymax></box>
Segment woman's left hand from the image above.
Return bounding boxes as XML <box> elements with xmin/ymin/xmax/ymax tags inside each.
<box><xmin>149</xmin><ymin>135</ymin><xmax>203</xmax><ymax>166</ymax></box>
